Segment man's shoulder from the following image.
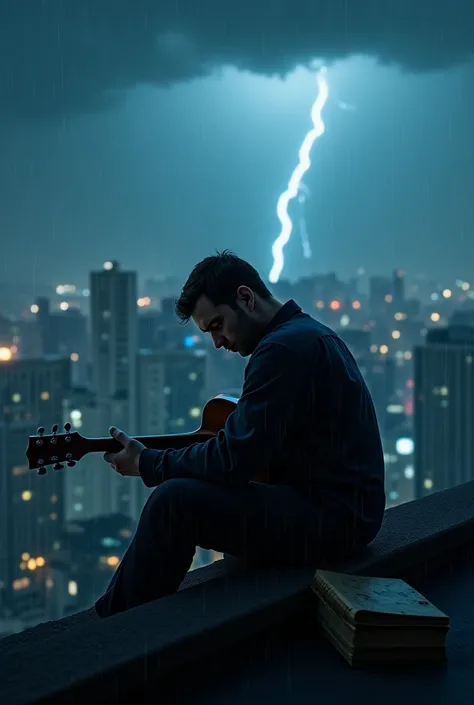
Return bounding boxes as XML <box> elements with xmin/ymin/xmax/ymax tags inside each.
<box><xmin>262</xmin><ymin>312</ymin><xmax>337</xmax><ymax>352</ymax></box>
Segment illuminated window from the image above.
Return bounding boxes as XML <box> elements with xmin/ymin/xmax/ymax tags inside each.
<box><xmin>13</xmin><ymin>577</ymin><xmax>30</xmax><ymax>591</ymax></box>
<box><xmin>40</xmin><ymin>391</ymin><xmax>50</xmax><ymax>400</ymax></box>
<box><xmin>68</xmin><ymin>580</ymin><xmax>78</xmax><ymax>596</ymax></box>
<box><xmin>21</xmin><ymin>490</ymin><xmax>32</xmax><ymax>502</ymax></box>
<box><xmin>12</xmin><ymin>465</ymin><xmax>28</xmax><ymax>476</ymax></box>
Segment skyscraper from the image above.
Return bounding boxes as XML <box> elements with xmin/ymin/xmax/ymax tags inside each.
<box><xmin>90</xmin><ymin>261</ymin><xmax>138</xmax><ymax>422</ymax></box>
<box><xmin>0</xmin><ymin>357</ymin><xmax>70</xmax><ymax>622</ymax></box>
<box><xmin>90</xmin><ymin>261</ymin><xmax>138</xmax><ymax>517</ymax></box>
<box><xmin>414</xmin><ymin>326</ymin><xmax>474</xmax><ymax>499</ymax></box>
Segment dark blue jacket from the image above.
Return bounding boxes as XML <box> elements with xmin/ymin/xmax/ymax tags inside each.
<box><xmin>140</xmin><ymin>300</ymin><xmax>386</xmax><ymax>540</ymax></box>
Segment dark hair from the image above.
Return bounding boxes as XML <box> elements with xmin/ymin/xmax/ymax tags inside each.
<box><xmin>175</xmin><ymin>250</ymin><xmax>272</xmax><ymax>323</ymax></box>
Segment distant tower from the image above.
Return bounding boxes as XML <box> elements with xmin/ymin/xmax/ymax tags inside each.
<box><xmin>414</xmin><ymin>326</ymin><xmax>474</xmax><ymax>499</ymax></box>
<box><xmin>392</xmin><ymin>269</ymin><xmax>405</xmax><ymax>311</ymax></box>
<box><xmin>90</xmin><ymin>261</ymin><xmax>138</xmax><ymax>427</ymax></box>
<box><xmin>89</xmin><ymin>261</ymin><xmax>138</xmax><ymax>518</ymax></box>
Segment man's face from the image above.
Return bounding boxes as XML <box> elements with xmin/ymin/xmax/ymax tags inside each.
<box><xmin>192</xmin><ymin>292</ymin><xmax>262</xmax><ymax>357</ymax></box>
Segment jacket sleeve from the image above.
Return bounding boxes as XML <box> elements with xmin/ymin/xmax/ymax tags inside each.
<box><xmin>138</xmin><ymin>342</ymin><xmax>303</xmax><ymax>487</ymax></box>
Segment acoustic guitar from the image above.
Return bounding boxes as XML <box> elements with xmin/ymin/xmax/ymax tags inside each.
<box><xmin>25</xmin><ymin>394</ymin><xmax>269</xmax><ymax>483</ymax></box>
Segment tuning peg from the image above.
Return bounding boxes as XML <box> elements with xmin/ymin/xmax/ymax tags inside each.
<box><xmin>67</xmin><ymin>460</ymin><xmax>76</xmax><ymax>467</ymax></box>
<box><xmin>37</xmin><ymin>467</ymin><xmax>47</xmax><ymax>476</ymax></box>
<box><xmin>64</xmin><ymin>422</ymin><xmax>71</xmax><ymax>432</ymax></box>
<box><xmin>37</xmin><ymin>426</ymin><xmax>45</xmax><ymax>436</ymax></box>
<box><xmin>51</xmin><ymin>424</ymin><xmax>59</xmax><ymax>434</ymax></box>
<box><xmin>53</xmin><ymin>463</ymin><xmax>64</xmax><ymax>471</ymax></box>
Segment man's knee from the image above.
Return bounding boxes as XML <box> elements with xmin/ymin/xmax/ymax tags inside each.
<box><xmin>141</xmin><ymin>478</ymin><xmax>206</xmax><ymax>522</ymax></box>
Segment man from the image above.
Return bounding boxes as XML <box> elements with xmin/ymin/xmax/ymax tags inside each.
<box><xmin>95</xmin><ymin>251</ymin><xmax>385</xmax><ymax>618</ymax></box>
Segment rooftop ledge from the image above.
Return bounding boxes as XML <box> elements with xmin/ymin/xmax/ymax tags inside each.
<box><xmin>2</xmin><ymin>481</ymin><xmax>474</xmax><ymax>705</ymax></box>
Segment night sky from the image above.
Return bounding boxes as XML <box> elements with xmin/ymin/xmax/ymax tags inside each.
<box><xmin>1</xmin><ymin>1</ymin><xmax>474</xmax><ymax>287</ymax></box>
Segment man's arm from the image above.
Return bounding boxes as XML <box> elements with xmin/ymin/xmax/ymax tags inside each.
<box><xmin>139</xmin><ymin>342</ymin><xmax>304</xmax><ymax>487</ymax></box>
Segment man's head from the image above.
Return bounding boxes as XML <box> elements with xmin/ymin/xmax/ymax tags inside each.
<box><xmin>175</xmin><ymin>251</ymin><xmax>281</xmax><ymax>356</ymax></box>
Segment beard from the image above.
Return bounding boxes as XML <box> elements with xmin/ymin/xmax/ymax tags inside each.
<box><xmin>234</xmin><ymin>309</ymin><xmax>264</xmax><ymax>356</ymax></box>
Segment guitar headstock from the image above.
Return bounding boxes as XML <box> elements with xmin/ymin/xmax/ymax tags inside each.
<box><xmin>26</xmin><ymin>423</ymin><xmax>86</xmax><ymax>474</ymax></box>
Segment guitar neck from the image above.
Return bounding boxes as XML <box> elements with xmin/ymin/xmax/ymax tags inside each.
<box><xmin>84</xmin><ymin>431</ymin><xmax>215</xmax><ymax>456</ymax></box>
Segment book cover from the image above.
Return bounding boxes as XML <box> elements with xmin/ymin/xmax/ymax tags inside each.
<box><xmin>312</xmin><ymin>570</ymin><xmax>450</xmax><ymax>628</ymax></box>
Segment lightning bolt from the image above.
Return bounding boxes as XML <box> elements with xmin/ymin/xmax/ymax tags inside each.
<box><xmin>269</xmin><ymin>67</ymin><xmax>329</xmax><ymax>284</ymax></box>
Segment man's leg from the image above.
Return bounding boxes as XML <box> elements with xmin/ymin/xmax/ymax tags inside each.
<box><xmin>95</xmin><ymin>478</ymin><xmax>352</xmax><ymax>618</ymax></box>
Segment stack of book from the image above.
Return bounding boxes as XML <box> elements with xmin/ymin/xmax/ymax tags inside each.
<box><xmin>311</xmin><ymin>569</ymin><xmax>450</xmax><ymax>667</ymax></box>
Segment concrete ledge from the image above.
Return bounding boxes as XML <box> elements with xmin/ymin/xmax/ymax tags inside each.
<box><xmin>3</xmin><ymin>481</ymin><xmax>474</xmax><ymax>705</ymax></box>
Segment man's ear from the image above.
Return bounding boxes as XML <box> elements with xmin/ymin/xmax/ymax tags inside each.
<box><xmin>236</xmin><ymin>286</ymin><xmax>255</xmax><ymax>311</ymax></box>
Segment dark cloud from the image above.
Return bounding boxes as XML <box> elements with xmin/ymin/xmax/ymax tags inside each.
<box><xmin>1</xmin><ymin>0</ymin><xmax>473</xmax><ymax>122</ymax></box>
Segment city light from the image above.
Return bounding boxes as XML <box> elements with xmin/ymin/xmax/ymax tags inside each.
<box><xmin>21</xmin><ymin>490</ymin><xmax>32</xmax><ymax>501</ymax></box>
<box><xmin>68</xmin><ymin>580</ymin><xmax>78</xmax><ymax>596</ymax></box>
<box><xmin>0</xmin><ymin>347</ymin><xmax>12</xmax><ymax>361</ymax></box>
<box><xmin>442</xmin><ymin>289</ymin><xmax>452</xmax><ymax>298</ymax></box>
<box><xmin>329</xmin><ymin>300</ymin><xmax>341</xmax><ymax>311</ymax></box>
<box><xmin>70</xmin><ymin>352</ymin><xmax>79</xmax><ymax>362</ymax></box>
<box><xmin>352</xmin><ymin>300</ymin><xmax>361</xmax><ymax>310</ymax></box>
<box><xmin>379</xmin><ymin>345</ymin><xmax>389</xmax><ymax>355</ymax></box>
<box><xmin>392</xmin><ymin>330</ymin><xmax>401</xmax><ymax>339</ymax></box>
<box><xmin>430</xmin><ymin>312</ymin><xmax>440</xmax><ymax>322</ymax></box>
<box><xmin>103</xmin><ymin>261</ymin><xmax>114</xmax><ymax>271</ymax></box>
<box><xmin>59</xmin><ymin>301</ymin><xmax>69</xmax><ymax>311</ymax></box>
<box><xmin>30</xmin><ymin>304</ymin><xmax>39</xmax><ymax>314</ymax></box>
<box><xmin>137</xmin><ymin>297</ymin><xmax>151</xmax><ymax>307</ymax></box>
<box><xmin>396</xmin><ymin>437</ymin><xmax>414</xmax><ymax>456</ymax></box>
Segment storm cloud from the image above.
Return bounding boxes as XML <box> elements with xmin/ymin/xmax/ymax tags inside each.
<box><xmin>1</xmin><ymin>0</ymin><xmax>473</xmax><ymax>121</ymax></box>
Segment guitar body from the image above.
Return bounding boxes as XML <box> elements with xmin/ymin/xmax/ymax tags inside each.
<box><xmin>26</xmin><ymin>393</ymin><xmax>270</xmax><ymax>483</ymax></box>
<box><xmin>198</xmin><ymin>394</ymin><xmax>238</xmax><ymax>435</ymax></box>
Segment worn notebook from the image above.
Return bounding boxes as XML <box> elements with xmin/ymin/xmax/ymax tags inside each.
<box><xmin>312</xmin><ymin>570</ymin><xmax>450</xmax><ymax>628</ymax></box>
<box><xmin>312</xmin><ymin>570</ymin><xmax>450</xmax><ymax>667</ymax></box>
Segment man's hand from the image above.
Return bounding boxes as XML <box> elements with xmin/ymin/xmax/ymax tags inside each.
<box><xmin>103</xmin><ymin>427</ymin><xmax>146</xmax><ymax>477</ymax></box>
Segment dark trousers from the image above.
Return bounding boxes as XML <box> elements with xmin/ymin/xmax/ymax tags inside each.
<box><xmin>95</xmin><ymin>478</ymin><xmax>358</xmax><ymax>618</ymax></box>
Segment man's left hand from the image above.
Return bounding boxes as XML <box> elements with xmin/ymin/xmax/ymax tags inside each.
<box><xmin>103</xmin><ymin>427</ymin><xmax>146</xmax><ymax>477</ymax></box>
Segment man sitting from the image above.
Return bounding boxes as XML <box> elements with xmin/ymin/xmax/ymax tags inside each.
<box><xmin>95</xmin><ymin>251</ymin><xmax>385</xmax><ymax>617</ymax></box>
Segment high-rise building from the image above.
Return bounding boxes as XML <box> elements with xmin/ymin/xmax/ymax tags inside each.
<box><xmin>392</xmin><ymin>269</ymin><xmax>405</xmax><ymax>311</ymax></box>
<box><xmin>414</xmin><ymin>326</ymin><xmax>474</xmax><ymax>499</ymax></box>
<box><xmin>90</xmin><ymin>261</ymin><xmax>138</xmax><ymax>518</ymax></box>
<box><xmin>369</xmin><ymin>276</ymin><xmax>392</xmax><ymax>317</ymax></box>
<box><xmin>90</xmin><ymin>261</ymin><xmax>138</xmax><ymax>422</ymax></box>
<box><xmin>137</xmin><ymin>349</ymin><xmax>206</xmax><ymax>435</ymax></box>
<box><xmin>0</xmin><ymin>357</ymin><xmax>70</xmax><ymax>622</ymax></box>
